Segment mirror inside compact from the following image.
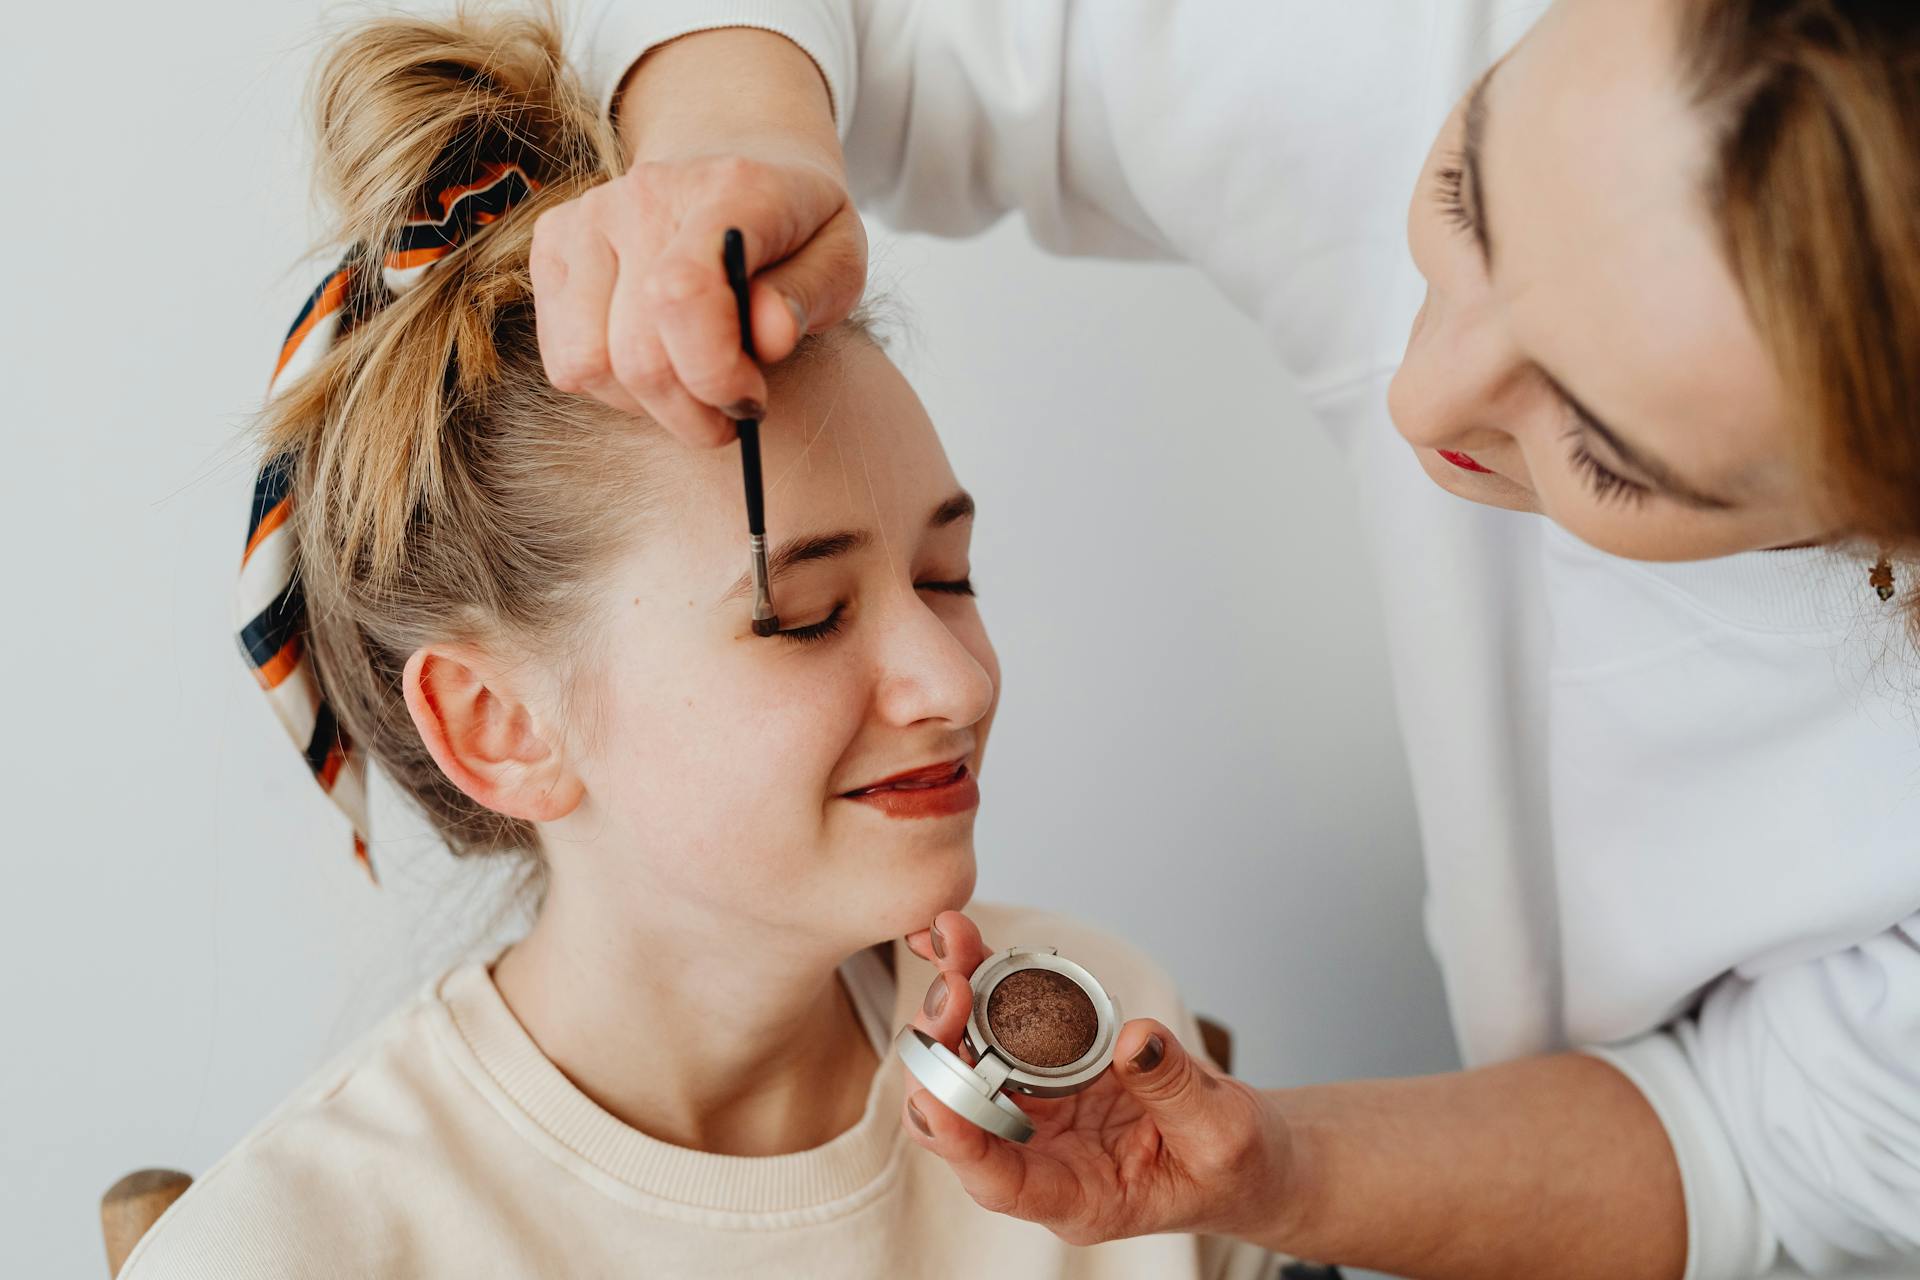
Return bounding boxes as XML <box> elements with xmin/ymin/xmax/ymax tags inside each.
<box><xmin>893</xmin><ymin>944</ymin><xmax>1122</xmax><ymax>1143</ymax></box>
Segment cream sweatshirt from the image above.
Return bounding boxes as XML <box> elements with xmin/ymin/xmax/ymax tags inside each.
<box><xmin>566</xmin><ymin>4</ymin><xmax>1920</xmax><ymax>1278</ymax></box>
<box><xmin>116</xmin><ymin>899</ymin><xmax>1281</xmax><ymax>1279</ymax></box>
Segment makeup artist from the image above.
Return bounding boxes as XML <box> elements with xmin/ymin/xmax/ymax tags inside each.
<box><xmin>528</xmin><ymin>2</ymin><xmax>1920</xmax><ymax>1277</ymax></box>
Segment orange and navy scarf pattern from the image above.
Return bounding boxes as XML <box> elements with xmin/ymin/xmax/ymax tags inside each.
<box><xmin>234</xmin><ymin>161</ymin><xmax>539</xmax><ymax>883</ymax></box>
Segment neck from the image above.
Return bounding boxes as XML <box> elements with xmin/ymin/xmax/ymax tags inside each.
<box><xmin>489</xmin><ymin>867</ymin><xmax>890</xmax><ymax>1157</ymax></box>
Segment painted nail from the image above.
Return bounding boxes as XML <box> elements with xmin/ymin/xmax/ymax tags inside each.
<box><xmin>723</xmin><ymin>398</ymin><xmax>766</xmax><ymax>422</ymax></box>
<box><xmin>907</xmin><ymin>1099</ymin><xmax>933</xmax><ymax>1138</ymax></box>
<box><xmin>930</xmin><ymin>922</ymin><xmax>948</xmax><ymax>960</ymax></box>
<box><xmin>923</xmin><ymin>974</ymin><xmax>950</xmax><ymax>1019</ymax></box>
<box><xmin>1130</xmin><ymin>1034</ymin><xmax>1165</xmax><ymax>1074</ymax></box>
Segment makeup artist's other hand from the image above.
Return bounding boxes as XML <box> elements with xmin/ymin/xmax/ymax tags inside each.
<box><xmin>531</xmin><ymin>27</ymin><xmax>865</xmax><ymax>449</ymax></box>
<box><xmin>903</xmin><ymin>911</ymin><xmax>1296</xmax><ymax>1248</ymax></box>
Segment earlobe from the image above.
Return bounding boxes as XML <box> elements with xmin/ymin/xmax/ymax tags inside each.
<box><xmin>402</xmin><ymin>646</ymin><xmax>585</xmax><ymax>823</ymax></box>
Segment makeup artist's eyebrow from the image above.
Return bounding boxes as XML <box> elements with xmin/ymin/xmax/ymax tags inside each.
<box><xmin>1538</xmin><ymin>368</ymin><xmax>1738</xmax><ymax>510</ymax></box>
<box><xmin>720</xmin><ymin>530</ymin><xmax>870</xmax><ymax>603</ymax></box>
<box><xmin>1461</xmin><ymin>64</ymin><xmax>1497</xmax><ymax>266</ymax></box>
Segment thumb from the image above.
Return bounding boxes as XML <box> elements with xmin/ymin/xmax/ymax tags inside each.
<box><xmin>1112</xmin><ymin>1019</ymin><xmax>1222</xmax><ymax>1135</ymax></box>
<box><xmin>748</xmin><ymin>205</ymin><xmax>869</xmax><ymax>361</ymax></box>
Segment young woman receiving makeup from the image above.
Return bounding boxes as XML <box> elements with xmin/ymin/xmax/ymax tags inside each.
<box><xmin>118</xmin><ymin>8</ymin><xmax>1279</xmax><ymax>1277</ymax></box>
<box><xmin>528</xmin><ymin>1</ymin><xmax>1920</xmax><ymax>1277</ymax></box>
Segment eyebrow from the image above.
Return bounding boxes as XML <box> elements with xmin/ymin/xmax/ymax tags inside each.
<box><xmin>1462</xmin><ymin>66</ymin><xmax>1497</xmax><ymax>266</ymax></box>
<box><xmin>930</xmin><ymin>491</ymin><xmax>975</xmax><ymax>528</ymax></box>
<box><xmin>719</xmin><ymin>489</ymin><xmax>975</xmax><ymax>603</ymax></box>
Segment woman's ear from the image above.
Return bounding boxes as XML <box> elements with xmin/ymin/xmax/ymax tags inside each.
<box><xmin>402</xmin><ymin>646</ymin><xmax>585</xmax><ymax>823</ymax></box>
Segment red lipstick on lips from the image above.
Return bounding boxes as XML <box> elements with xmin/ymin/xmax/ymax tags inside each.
<box><xmin>1437</xmin><ymin>449</ymin><xmax>1494</xmax><ymax>474</ymax></box>
<box><xmin>841</xmin><ymin>759</ymin><xmax>979</xmax><ymax>819</ymax></box>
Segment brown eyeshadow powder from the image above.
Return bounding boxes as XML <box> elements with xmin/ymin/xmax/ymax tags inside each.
<box><xmin>985</xmin><ymin>968</ymin><xmax>1099</xmax><ymax>1068</ymax></box>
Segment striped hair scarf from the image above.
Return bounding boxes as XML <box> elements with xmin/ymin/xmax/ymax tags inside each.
<box><xmin>233</xmin><ymin>161</ymin><xmax>539</xmax><ymax>883</ymax></box>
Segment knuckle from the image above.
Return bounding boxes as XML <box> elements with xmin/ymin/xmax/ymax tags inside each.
<box><xmin>700</xmin><ymin>154</ymin><xmax>760</xmax><ymax>190</ymax></box>
<box><xmin>609</xmin><ymin>344</ymin><xmax>672</xmax><ymax>396</ymax></box>
<box><xmin>679</xmin><ymin>355</ymin><xmax>747</xmax><ymax>403</ymax></box>
<box><xmin>544</xmin><ymin>344</ymin><xmax>608</xmax><ymax>393</ymax></box>
<box><xmin>645</xmin><ymin>258</ymin><xmax>711</xmax><ymax>308</ymax></box>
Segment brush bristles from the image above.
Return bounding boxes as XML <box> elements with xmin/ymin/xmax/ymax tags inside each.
<box><xmin>751</xmin><ymin>615</ymin><xmax>782</xmax><ymax>637</ymax></box>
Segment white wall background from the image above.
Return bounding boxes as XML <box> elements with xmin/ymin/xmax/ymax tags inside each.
<box><xmin>2</xmin><ymin>3</ymin><xmax>1457</xmax><ymax>1276</ymax></box>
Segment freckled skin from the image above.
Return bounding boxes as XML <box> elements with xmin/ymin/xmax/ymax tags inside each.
<box><xmin>539</xmin><ymin>333</ymin><xmax>1000</xmax><ymax>954</ymax></box>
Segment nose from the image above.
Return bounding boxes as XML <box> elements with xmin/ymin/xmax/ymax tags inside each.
<box><xmin>870</xmin><ymin>594</ymin><xmax>997</xmax><ymax>733</ymax></box>
<box><xmin>1388</xmin><ymin>287</ymin><xmax>1522</xmax><ymax>452</ymax></box>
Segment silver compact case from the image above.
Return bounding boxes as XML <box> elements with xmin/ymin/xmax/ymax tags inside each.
<box><xmin>893</xmin><ymin>944</ymin><xmax>1122</xmax><ymax>1143</ymax></box>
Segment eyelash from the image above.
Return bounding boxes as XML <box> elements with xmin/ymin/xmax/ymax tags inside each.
<box><xmin>1563</xmin><ymin>429</ymin><xmax>1651</xmax><ymax>508</ymax></box>
<box><xmin>775</xmin><ymin>578</ymin><xmax>977</xmax><ymax>645</ymax></box>
<box><xmin>1433</xmin><ymin>152</ymin><xmax>1475</xmax><ymax>235</ymax></box>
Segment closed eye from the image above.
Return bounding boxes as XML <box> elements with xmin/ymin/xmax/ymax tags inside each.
<box><xmin>918</xmin><ymin>578</ymin><xmax>975</xmax><ymax>596</ymax></box>
<box><xmin>776</xmin><ymin>603</ymin><xmax>846</xmax><ymax>644</ymax></box>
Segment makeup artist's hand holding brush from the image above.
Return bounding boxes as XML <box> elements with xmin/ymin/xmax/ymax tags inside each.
<box><xmin>531</xmin><ymin>30</ymin><xmax>865</xmax><ymax>449</ymax></box>
<box><xmin>902</xmin><ymin>910</ymin><xmax>1298</xmax><ymax>1250</ymax></box>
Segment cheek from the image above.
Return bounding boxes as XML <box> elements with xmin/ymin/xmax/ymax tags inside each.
<box><xmin>592</xmin><ymin>648</ymin><xmax>871</xmax><ymax>847</ymax></box>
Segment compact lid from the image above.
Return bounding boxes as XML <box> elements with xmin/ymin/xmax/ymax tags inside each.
<box><xmin>894</xmin><ymin>1025</ymin><xmax>1036</xmax><ymax>1143</ymax></box>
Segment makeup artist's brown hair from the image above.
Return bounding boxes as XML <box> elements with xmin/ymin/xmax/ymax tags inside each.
<box><xmin>1682</xmin><ymin>1</ymin><xmax>1920</xmax><ymax>601</ymax></box>
<box><xmin>257</xmin><ymin>2</ymin><xmax>863</xmax><ymax>894</ymax></box>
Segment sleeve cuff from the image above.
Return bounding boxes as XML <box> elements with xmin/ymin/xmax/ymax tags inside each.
<box><xmin>1581</xmin><ymin>1036</ymin><xmax>1775</xmax><ymax>1280</ymax></box>
<box><xmin>571</xmin><ymin>0</ymin><xmax>856</xmax><ymax>141</ymax></box>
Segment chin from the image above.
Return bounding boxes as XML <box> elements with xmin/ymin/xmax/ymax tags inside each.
<box><xmin>890</xmin><ymin>847</ymin><xmax>978</xmax><ymax>936</ymax></box>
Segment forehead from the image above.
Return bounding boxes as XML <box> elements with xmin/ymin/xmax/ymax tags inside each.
<box><xmin>647</xmin><ymin>336</ymin><xmax>960</xmax><ymax>577</ymax></box>
<box><xmin>1493</xmin><ymin>0</ymin><xmax>1791</xmax><ymax>492</ymax></box>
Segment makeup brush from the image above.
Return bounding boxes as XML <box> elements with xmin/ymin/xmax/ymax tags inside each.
<box><xmin>722</xmin><ymin>228</ymin><xmax>779</xmax><ymax>637</ymax></box>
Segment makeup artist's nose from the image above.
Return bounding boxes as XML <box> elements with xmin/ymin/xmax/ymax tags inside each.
<box><xmin>871</xmin><ymin>607</ymin><xmax>996</xmax><ymax>731</ymax></box>
<box><xmin>1388</xmin><ymin>288</ymin><xmax>1521</xmax><ymax>451</ymax></box>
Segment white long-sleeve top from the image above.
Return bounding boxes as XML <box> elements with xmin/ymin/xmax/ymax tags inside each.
<box><xmin>572</xmin><ymin>4</ymin><xmax>1920</xmax><ymax>1277</ymax></box>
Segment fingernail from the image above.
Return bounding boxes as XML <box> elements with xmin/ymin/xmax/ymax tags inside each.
<box><xmin>785</xmin><ymin>294</ymin><xmax>808</xmax><ymax>337</ymax></box>
<box><xmin>907</xmin><ymin>1099</ymin><xmax>933</xmax><ymax>1138</ymax></box>
<box><xmin>1130</xmin><ymin>1034</ymin><xmax>1164</xmax><ymax>1074</ymax></box>
<box><xmin>723</xmin><ymin>398</ymin><xmax>765</xmax><ymax>422</ymax></box>
<box><xmin>923</xmin><ymin>974</ymin><xmax>950</xmax><ymax>1019</ymax></box>
<box><xmin>930</xmin><ymin>922</ymin><xmax>947</xmax><ymax>960</ymax></box>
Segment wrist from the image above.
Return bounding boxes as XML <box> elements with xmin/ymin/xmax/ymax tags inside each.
<box><xmin>614</xmin><ymin>28</ymin><xmax>843</xmax><ymax>176</ymax></box>
<box><xmin>1196</xmin><ymin>1085</ymin><xmax>1319</xmax><ymax>1252</ymax></box>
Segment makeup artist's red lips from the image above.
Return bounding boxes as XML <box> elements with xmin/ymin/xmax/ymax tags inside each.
<box><xmin>840</xmin><ymin>759</ymin><xmax>979</xmax><ymax>819</ymax></box>
<box><xmin>1437</xmin><ymin>450</ymin><xmax>1494</xmax><ymax>474</ymax></box>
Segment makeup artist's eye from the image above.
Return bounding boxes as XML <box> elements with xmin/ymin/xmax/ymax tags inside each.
<box><xmin>1433</xmin><ymin>152</ymin><xmax>1476</xmax><ymax>237</ymax></box>
<box><xmin>917</xmin><ymin>577</ymin><xmax>975</xmax><ymax>597</ymax></box>
<box><xmin>1563</xmin><ymin>428</ymin><xmax>1651</xmax><ymax>509</ymax></box>
<box><xmin>776</xmin><ymin>603</ymin><xmax>846</xmax><ymax>644</ymax></box>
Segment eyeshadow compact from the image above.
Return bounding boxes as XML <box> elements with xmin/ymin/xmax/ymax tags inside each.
<box><xmin>893</xmin><ymin>944</ymin><xmax>1123</xmax><ymax>1143</ymax></box>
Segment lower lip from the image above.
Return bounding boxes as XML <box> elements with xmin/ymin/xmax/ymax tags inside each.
<box><xmin>842</xmin><ymin>767</ymin><xmax>980</xmax><ymax>820</ymax></box>
<box><xmin>1437</xmin><ymin>450</ymin><xmax>1494</xmax><ymax>474</ymax></box>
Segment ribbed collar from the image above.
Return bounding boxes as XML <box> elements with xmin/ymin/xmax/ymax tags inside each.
<box><xmin>1546</xmin><ymin>522</ymin><xmax>1896</xmax><ymax>636</ymax></box>
<box><xmin>431</xmin><ymin>940</ymin><xmax>911</xmax><ymax>1217</ymax></box>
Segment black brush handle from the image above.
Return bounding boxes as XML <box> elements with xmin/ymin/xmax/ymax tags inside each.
<box><xmin>722</xmin><ymin>227</ymin><xmax>759</xmax><ymax>362</ymax></box>
<box><xmin>722</xmin><ymin>228</ymin><xmax>767</xmax><ymax>535</ymax></box>
<box><xmin>737</xmin><ymin>420</ymin><xmax>767</xmax><ymax>536</ymax></box>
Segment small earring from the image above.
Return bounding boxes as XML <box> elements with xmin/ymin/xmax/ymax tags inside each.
<box><xmin>1870</xmin><ymin>553</ymin><xmax>1896</xmax><ymax>602</ymax></box>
